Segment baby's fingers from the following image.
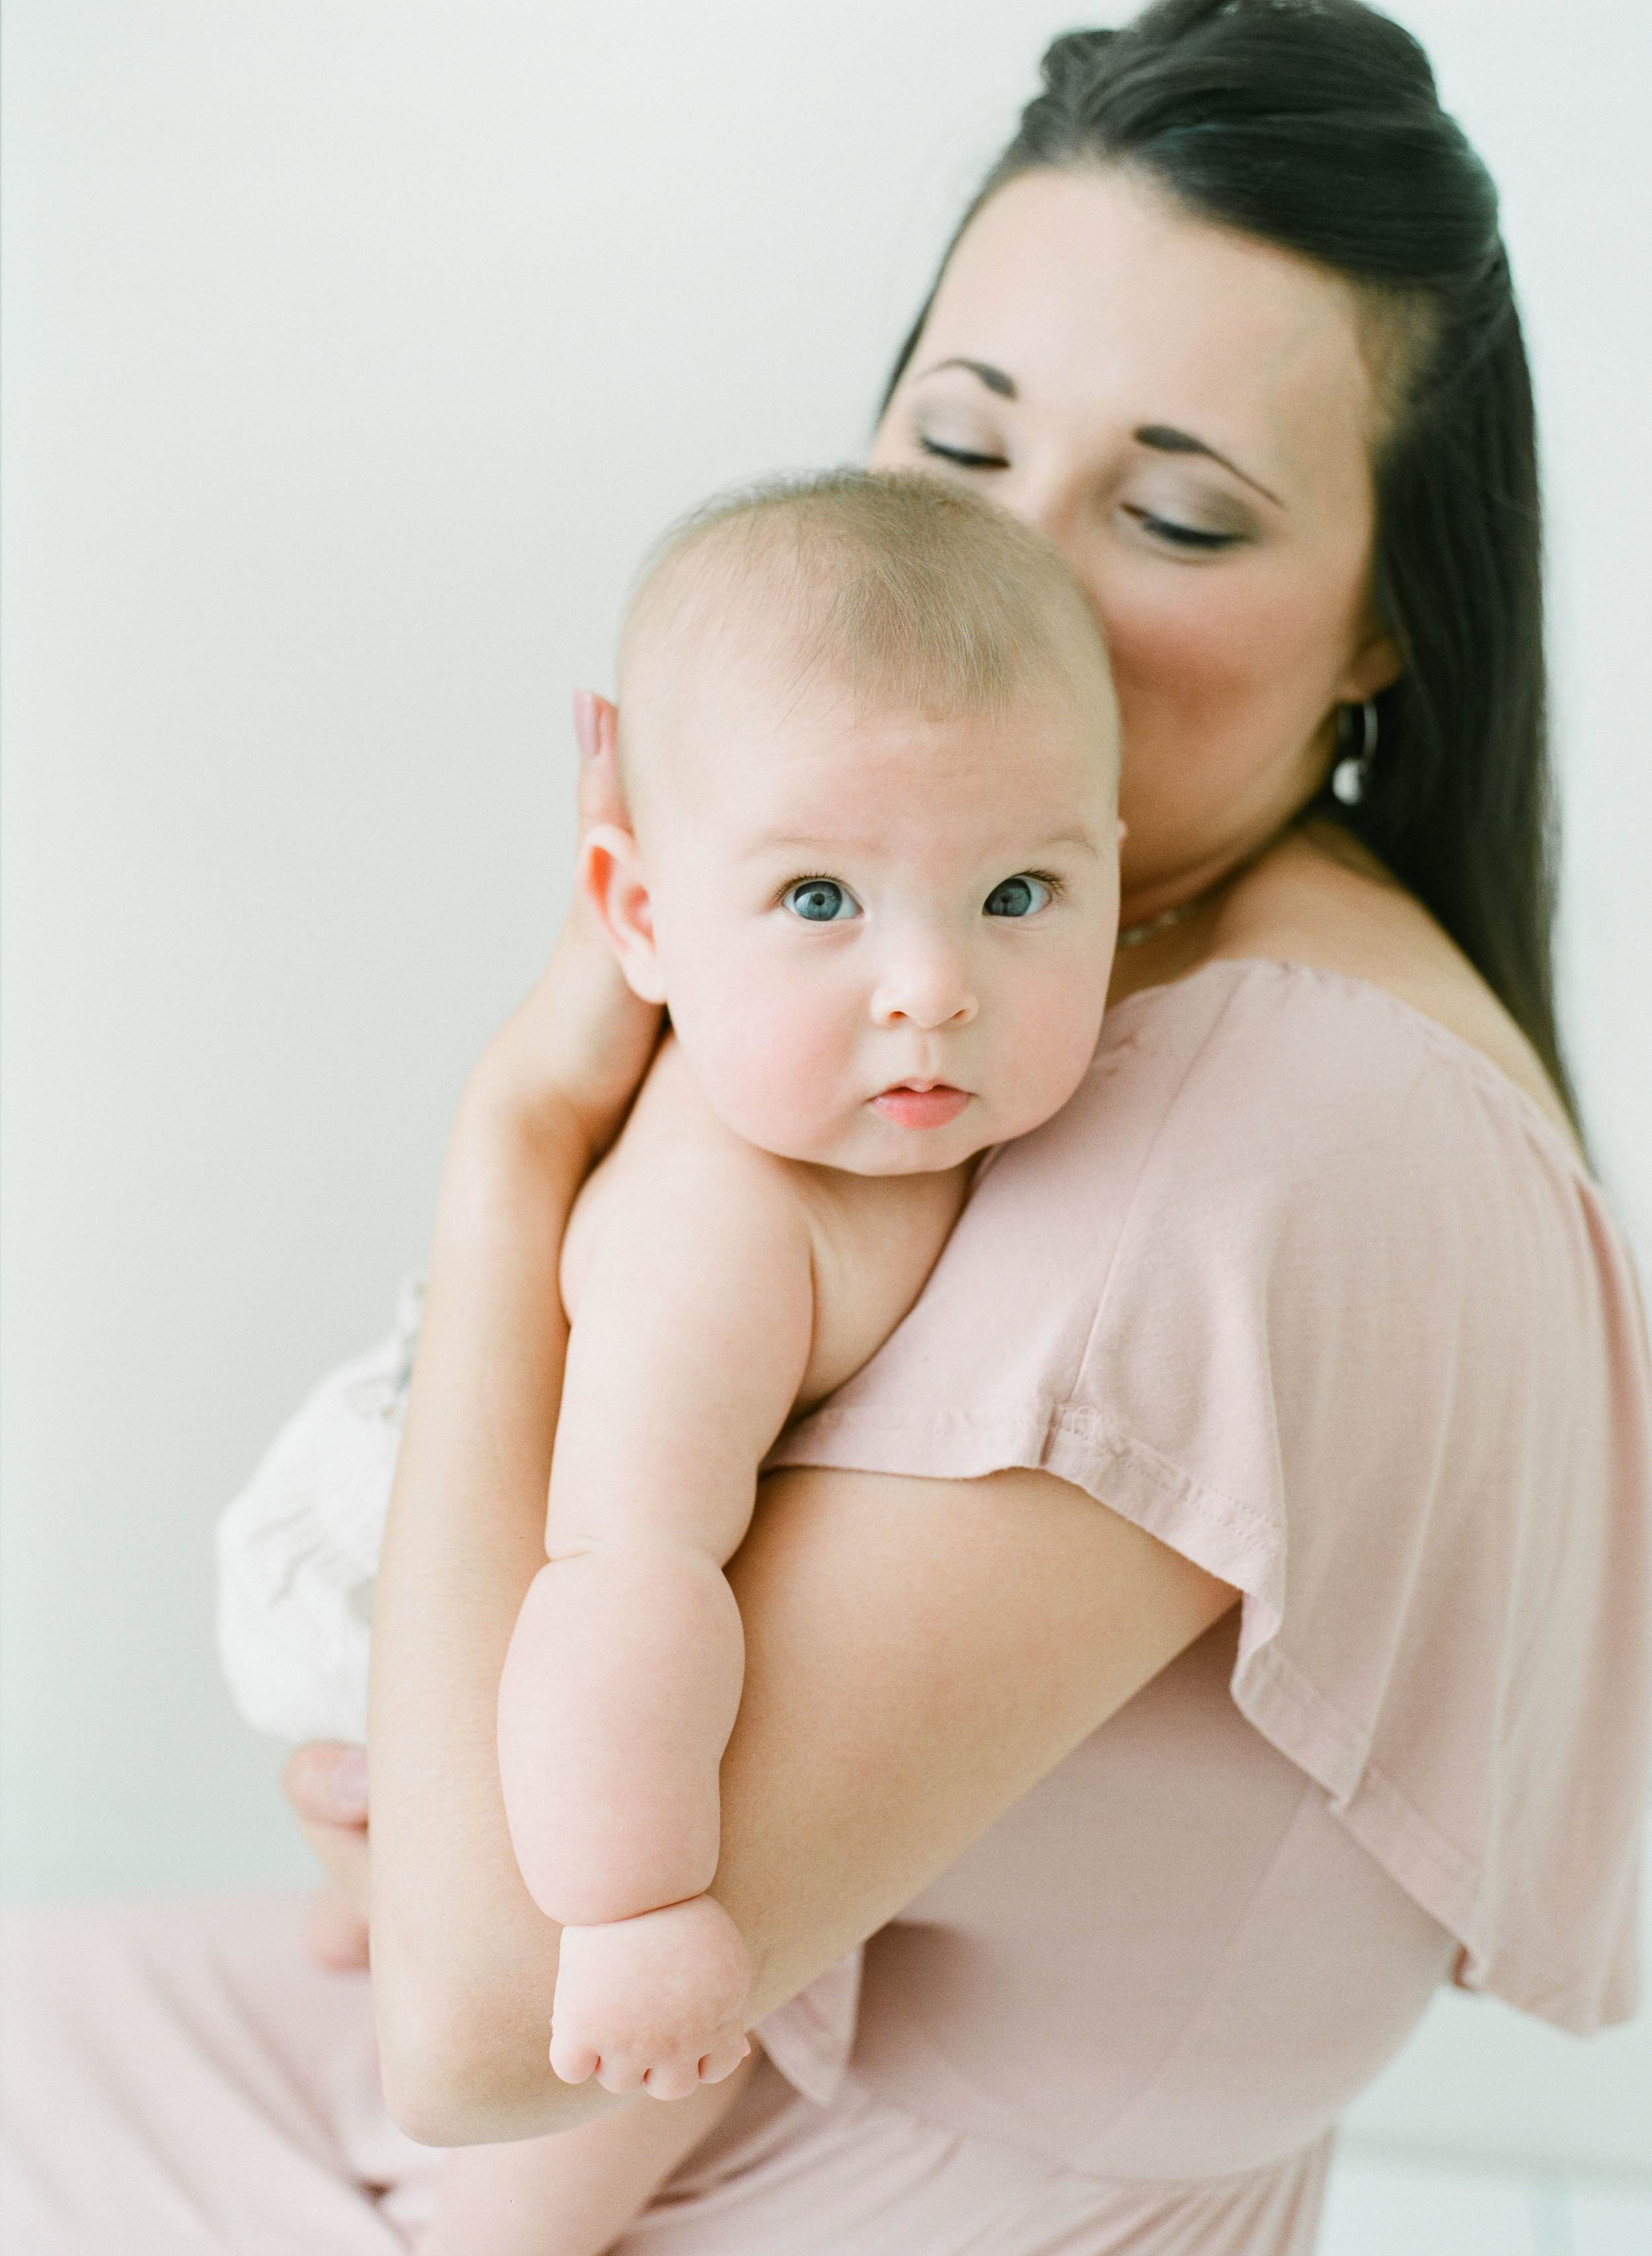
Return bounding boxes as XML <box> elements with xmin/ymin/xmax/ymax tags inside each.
<box><xmin>698</xmin><ymin>2033</ymin><xmax>752</xmax><ymax>2087</ymax></box>
<box><xmin>591</xmin><ymin>2052</ymin><xmax>652</xmax><ymax>2097</ymax></box>
<box><xmin>548</xmin><ymin>2027</ymin><xmax>601</xmax><ymax>2087</ymax></box>
<box><xmin>641</xmin><ymin>2058</ymin><xmax>701</xmax><ymax>2103</ymax></box>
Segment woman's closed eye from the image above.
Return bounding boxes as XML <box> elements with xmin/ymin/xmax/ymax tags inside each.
<box><xmin>917</xmin><ymin>433</ymin><xmax>1010</xmax><ymax>472</ymax></box>
<box><xmin>783</xmin><ymin>877</ymin><xmax>860</xmax><ymax>923</ymax></box>
<box><xmin>920</xmin><ymin>435</ymin><xmax>1247</xmax><ymax>556</ymax></box>
<box><xmin>1121</xmin><ymin>505</ymin><xmax>1244</xmax><ymax>554</ymax></box>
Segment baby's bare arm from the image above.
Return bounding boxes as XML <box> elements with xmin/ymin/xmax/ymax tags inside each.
<box><xmin>497</xmin><ymin>1138</ymin><xmax>816</xmax><ymax>1931</ymax></box>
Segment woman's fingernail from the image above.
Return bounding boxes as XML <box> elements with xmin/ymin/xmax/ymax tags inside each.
<box><xmin>573</xmin><ymin>689</ymin><xmax>597</xmax><ymax>760</ymax></box>
<box><xmin>333</xmin><ymin>1745</ymin><xmax>369</xmax><ymax>1814</ymax></box>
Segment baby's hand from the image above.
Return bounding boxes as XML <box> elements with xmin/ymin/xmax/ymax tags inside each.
<box><xmin>550</xmin><ymin>1893</ymin><xmax>753</xmax><ymax>2099</ymax></box>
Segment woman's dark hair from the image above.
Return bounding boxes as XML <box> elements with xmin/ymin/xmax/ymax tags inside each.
<box><xmin>883</xmin><ymin>0</ymin><xmax>1574</xmax><ymax>1121</ymax></box>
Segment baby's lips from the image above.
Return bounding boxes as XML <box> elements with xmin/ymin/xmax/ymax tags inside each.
<box><xmin>868</xmin><ymin>1084</ymin><xmax>972</xmax><ymax>1129</ymax></box>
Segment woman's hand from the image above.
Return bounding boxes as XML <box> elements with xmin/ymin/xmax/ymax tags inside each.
<box><xmin>473</xmin><ymin>691</ymin><xmax>661</xmax><ymax>1161</ymax></box>
<box><xmin>283</xmin><ymin>1741</ymin><xmax>371</xmax><ymax>1970</ymax></box>
<box><xmin>283</xmin><ymin>695</ymin><xmax>656</xmax><ymax>1982</ymax></box>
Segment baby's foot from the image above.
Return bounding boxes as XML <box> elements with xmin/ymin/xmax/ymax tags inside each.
<box><xmin>550</xmin><ymin>1893</ymin><xmax>751</xmax><ymax>2099</ymax></box>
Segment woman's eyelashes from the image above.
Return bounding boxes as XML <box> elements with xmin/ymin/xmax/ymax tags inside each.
<box><xmin>917</xmin><ymin>433</ymin><xmax>1010</xmax><ymax>472</ymax></box>
<box><xmin>1121</xmin><ymin>505</ymin><xmax>1244</xmax><ymax>553</ymax></box>
<box><xmin>917</xmin><ymin>431</ymin><xmax>1248</xmax><ymax>553</ymax></box>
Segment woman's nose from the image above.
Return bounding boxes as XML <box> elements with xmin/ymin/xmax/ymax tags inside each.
<box><xmin>870</xmin><ymin>945</ymin><xmax>978</xmax><ymax>1032</ymax></box>
<box><xmin>998</xmin><ymin>472</ymin><xmax>1099</xmax><ymax>607</ymax></box>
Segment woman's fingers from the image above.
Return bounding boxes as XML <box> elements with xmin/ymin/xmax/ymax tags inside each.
<box><xmin>283</xmin><ymin>1741</ymin><xmax>369</xmax><ymax>1827</ymax></box>
<box><xmin>294</xmin><ymin>1802</ymin><xmax>370</xmax><ymax>1899</ymax></box>
<box><xmin>573</xmin><ymin>690</ymin><xmax>624</xmax><ymax>840</ymax></box>
<box><xmin>283</xmin><ymin>1743</ymin><xmax>372</xmax><ymax>1957</ymax></box>
<box><xmin>463</xmin><ymin>689</ymin><xmax>660</xmax><ymax>1154</ymax></box>
<box><xmin>572</xmin><ymin>685</ymin><xmax>601</xmax><ymax>765</ymax></box>
<box><xmin>305</xmin><ymin>1877</ymin><xmax>372</xmax><ymax>1971</ymax></box>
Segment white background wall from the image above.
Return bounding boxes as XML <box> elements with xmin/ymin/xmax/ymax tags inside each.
<box><xmin>3</xmin><ymin>0</ymin><xmax>1648</xmax><ymax>2187</ymax></box>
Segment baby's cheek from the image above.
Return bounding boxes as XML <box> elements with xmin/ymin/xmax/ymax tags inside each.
<box><xmin>669</xmin><ymin>975</ymin><xmax>855</xmax><ymax>1158</ymax></box>
<box><xmin>993</xmin><ymin>967</ymin><xmax>1109</xmax><ymax>1131</ymax></box>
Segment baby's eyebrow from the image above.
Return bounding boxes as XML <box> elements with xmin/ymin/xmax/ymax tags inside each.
<box><xmin>739</xmin><ymin>829</ymin><xmax>1105</xmax><ymax>862</ymax></box>
<box><xmin>738</xmin><ymin>831</ymin><xmax>844</xmax><ymax>858</ymax></box>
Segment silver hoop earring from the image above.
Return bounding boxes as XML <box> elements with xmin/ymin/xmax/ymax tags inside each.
<box><xmin>1332</xmin><ymin>699</ymin><xmax>1378</xmax><ymax>806</ymax></box>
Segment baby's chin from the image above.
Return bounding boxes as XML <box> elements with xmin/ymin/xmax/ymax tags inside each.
<box><xmin>724</xmin><ymin>1101</ymin><xmax>1000</xmax><ymax>1178</ymax></box>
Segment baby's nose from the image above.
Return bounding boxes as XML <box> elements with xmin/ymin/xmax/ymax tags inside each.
<box><xmin>870</xmin><ymin>946</ymin><xmax>978</xmax><ymax>1032</ymax></box>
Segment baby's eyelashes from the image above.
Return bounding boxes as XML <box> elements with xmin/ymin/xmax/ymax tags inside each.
<box><xmin>778</xmin><ymin>872</ymin><xmax>1066</xmax><ymax>924</ymax></box>
<box><xmin>783</xmin><ymin>878</ymin><xmax>861</xmax><ymax>923</ymax></box>
<box><xmin>984</xmin><ymin>874</ymin><xmax>1055</xmax><ymax>918</ymax></box>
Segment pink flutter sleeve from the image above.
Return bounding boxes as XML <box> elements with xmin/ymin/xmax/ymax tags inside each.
<box><xmin>768</xmin><ymin>959</ymin><xmax>1652</xmax><ymax>2035</ymax></box>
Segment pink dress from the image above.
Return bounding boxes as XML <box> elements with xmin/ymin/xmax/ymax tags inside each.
<box><xmin>5</xmin><ymin>961</ymin><xmax>1648</xmax><ymax>2255</ymax></box>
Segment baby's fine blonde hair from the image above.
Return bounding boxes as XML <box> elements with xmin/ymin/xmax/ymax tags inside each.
<box><xmin>617</xmin><ymin>469</ymin><xmax>1114</xmax><ymax>761</ymax></box>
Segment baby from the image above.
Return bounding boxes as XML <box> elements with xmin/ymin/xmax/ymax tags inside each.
<box><xmin>217</xmin><ymin>468</ymin><xmax>1121</xmax><ymax>2255</ymax></box>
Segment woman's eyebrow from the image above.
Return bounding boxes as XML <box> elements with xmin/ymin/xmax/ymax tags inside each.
<box><xmin>1135</xmin><ymin>424</ymin><xmax>1284</xmax><ymax>509</ymax></box>
<box><xmin>910</xmin><ymin>367</ymin><xmax>1283</xmax><ymax>509</ymax></box>
<box><xmin>917</xmin><ymin>357</ymin><xmax>1018</xmax><ymax>398</ymax></box>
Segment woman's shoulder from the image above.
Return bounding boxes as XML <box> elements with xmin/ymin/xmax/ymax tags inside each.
<box><xmin>1201</xmin><ymin>821</ymin><xmax>1576</xmax><ymax>1143</ymax></box>
<box><xmin>1097</xmin><ymin>956</ymin><xmax>1579</xmax><ymax>1178</ymax></box>
<box><xmin>1020</xmin><ymin>956</ymin><xmax>1587</xmax><ymax>1252</ymax></box>
<box><xmin>1065</xmin><ymin>827</ymin><xmax>1585</xmax><ymax>1207</ymax></box>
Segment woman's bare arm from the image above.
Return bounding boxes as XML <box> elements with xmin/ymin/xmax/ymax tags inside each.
<box><xmin>368</xmin><ymin>695</ymin><xmax>668</xmax><ymax>2138</ymax></box>
<box><xmin>375</xmin><ymin>1372</ymin><xmax>1234</xmax><ymax>2144</ymax></box>
<box><xmin>717</xmin><ymin>1466</ymin><xmax>1234</xmax><ymax>2024</ymax></box>
<box><xmin>367</xmin><ymin>1055</ymin><xmax>594</xmax><ymax>2142</ymax></box>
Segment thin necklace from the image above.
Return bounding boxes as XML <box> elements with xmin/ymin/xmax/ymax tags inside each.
<box><xmin>1115</xmin><ymin>821</ymin><xmax>1298</xmax><ymax>951</ymax></box>
<box><xmin>1116</xmin><ymin>891</ymin><xmax>1213</xmax><ymax>950</ymax></box>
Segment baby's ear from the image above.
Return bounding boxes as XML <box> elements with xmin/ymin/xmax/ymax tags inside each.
<box><xmin>580</xmin><ymin>823</ymin><xmax>667</xmax><ymax>1004</ymax></box>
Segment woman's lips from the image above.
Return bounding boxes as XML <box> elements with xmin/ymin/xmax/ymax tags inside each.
<box><xmin>869</xmin><ymin>1084</ymin><xmax>971</xmax><ymax>1129</ymax></box>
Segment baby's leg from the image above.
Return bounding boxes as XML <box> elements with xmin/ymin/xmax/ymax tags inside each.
<box><xmin>419</xmin><ymin>2046</ymin><xmax>758</xmax><ymax>2256</ymax></box>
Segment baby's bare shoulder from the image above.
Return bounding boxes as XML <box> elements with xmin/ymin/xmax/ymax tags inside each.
<box><xmin>562</xmin><ymin>1038</ymin><xmax>805</xmax><ymax>1314</ymax></box>
<box><xmin>792</xmin><ymin>1164</ymin><xmax>972</xmax><ymax>1411</ymax></box>
<box><xmin>566</xmin><ymin>1034</ymin><xmax>971</xmax><ymax>1402</ymax></box>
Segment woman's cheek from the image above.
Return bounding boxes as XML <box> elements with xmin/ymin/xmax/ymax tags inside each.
<box><xmin>1111</xmin><ymin>572</ymin><xmax>1295</xmax><ymax>738</ymax></box>
<box><xmin>1104</xmin><ymin>562</ymin><xmax>1366</xmax><ymax>839</ymax></box>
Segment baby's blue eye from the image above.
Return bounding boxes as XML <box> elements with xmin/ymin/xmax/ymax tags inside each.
<box><xmin>784</xmin><ymin>878</ymin><xmax>858</xmax><ymax>923</ymax></box>
<box><xmin>984</xmin><ymin>874</ymin><xmax>1053</xmax><ymax>919</ymax></box>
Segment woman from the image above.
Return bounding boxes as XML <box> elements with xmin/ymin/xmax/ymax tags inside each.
<box><xmin>5</xmin><ymin>4</ymin><xmax>1647</xmax><ymax>2252</ymax></box>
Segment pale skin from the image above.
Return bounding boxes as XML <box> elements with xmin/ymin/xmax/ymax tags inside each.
<box><xmin>499</xmin><ymin>626</ymin><xmax>1121</xmax><ymax>2108</ymax></box>
<box><xmin>287</xmin><ymin>163</ymin><xmax>1575</xmax><ymax>2240</ymax></box>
